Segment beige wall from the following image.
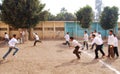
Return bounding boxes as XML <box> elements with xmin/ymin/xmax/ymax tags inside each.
<box><xmin>0</xmin><ymin>21</ymin><xmax>65</xmax><ymax>40</ymax></box>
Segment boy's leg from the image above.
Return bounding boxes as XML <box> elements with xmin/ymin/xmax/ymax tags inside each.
<box><xmin>108</xmin><ymin>45</ymin><xmax>110</xmax><ymax>57</ymax></box>
<box><xmin>86</xmin><ymin>41</ymin><xmax>88</xmax><ymax>50</ymax></box>
<box><xmin>34</xmin><ymin>40</ymin><xmax>37</xmax><ymax>46</ymax></box>
<box><xmin>73</xmin><ymin>46</ymin><xmax>80</xmax><ymax>59</ymax></box>
<box><xmin>13</xmin><ymin>47</ymin><xmax>19</xmax><ymax>56</ymax></box>
<box><xmin>95</xmin><ymin>45</ymin><xmax>99</xmax><ymax>59</ymax></box>
<box><xmin>3</xmin><ymin>48</ymin><xmax>12</xmax><ymax>59</ymax></box>
<box><xmin>66</xmin><ymin>41</ymin><xmax>70</xmax><ymax>47</ymax></box>
<box><xmin>99</xmin><ymin>44</ymin><xmax>105</xmax><ymax>57</ymax></box>
<box><xmin>114</xmin><ymin>47</ymin><xmax>119</xmax><ymax>57</ymax></box>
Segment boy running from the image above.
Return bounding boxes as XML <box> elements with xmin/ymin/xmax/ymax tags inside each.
<box><xmin>3</xmin><ymin>34</ymin><xmax>19</xmax><ymax>60</ymax></box>
<box><xmin>70</xmin><ymin>37</ymin><xmax>82</xmax><ymax>59</ymax></box>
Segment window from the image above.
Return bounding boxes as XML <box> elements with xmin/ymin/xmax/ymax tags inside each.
<box><xmin>0</xmin><ymin>28</ymin><xmax>7</xmax><ymax>31</ymax></box>
<box><xmin>56</xmin><ymin>27</ymin><xmax>64</xmax><ymax>31</ymax></box>
<box><xmin>34</xmin><ymin>27</ymin><xmax>42</xmax><ymax>31</ymax></box>
<box><xmin>45</xmin><ymin>27</ymin><xmax>53</xmax><ymax>31</ymax></box>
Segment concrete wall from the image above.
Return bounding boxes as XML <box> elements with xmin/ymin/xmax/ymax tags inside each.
<box><xmin>0</xmin><ymin>21</ymin><xmax>65</xmax><ymax>40</ymax></box>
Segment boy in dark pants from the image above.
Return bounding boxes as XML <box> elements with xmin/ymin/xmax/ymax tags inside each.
<box><xmin>33</xmin><ymin>33</ymin><xmax>42</xmax><ymax>46</ymax></box>
<box><xmin>113</xmin><ymin>34</ymin><xmax>119</xmax><ymax>58</ymax></box>
<box><xmin>64</xmin><ymin>32</ymin><xmax>70</xmax><ymax>47</ymax></box>
<box><xmin>3</xmin><ymin>34</ymin><xmax>19</xmax><ymax>60</ymax></box>
<box><xmin>91</xmin><ymin>34</ymin><xmax>105</xmax><ymax>59</ymax></box>
<box><xmin>70</xmin><ymin>37</ymin><xmax>82</xmax><ymax>59</ymax></box>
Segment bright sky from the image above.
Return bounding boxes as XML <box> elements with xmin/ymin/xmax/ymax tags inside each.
<box><xmin>41</xmin><ymin>0</ymin><xmax>120</xmax><ymax>21</ymax></box>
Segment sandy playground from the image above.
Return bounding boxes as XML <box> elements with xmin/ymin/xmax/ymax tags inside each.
<box><xmin>0</xmin><ymin>40</ymin><xmax>120</xmax><ymax>74</ymax></box>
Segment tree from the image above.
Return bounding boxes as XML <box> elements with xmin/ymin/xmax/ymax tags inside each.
<box><xmin>55</xmin><ymin>7</ymin><xmax>76</xmax><ymax>21</ymax></box>
<box><xmin>100</xmin><ymin>6</ymin><xmax>119</xmax><ymax>30</ymax></box>
<box><xmin>1</xmin><ymin>0</ymin><xmax>46</xmax><ymax>28</ymax></box>
<box><xmin>76</xmin><ymin>5</ymin><xmax>93</xmax><ymax>28</ymax></box>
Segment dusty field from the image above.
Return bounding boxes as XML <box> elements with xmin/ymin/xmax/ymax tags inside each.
<box><xmin>0</xmin><ymin>40</ymin><xmax>120</xmax><ymax>74</ymax></box>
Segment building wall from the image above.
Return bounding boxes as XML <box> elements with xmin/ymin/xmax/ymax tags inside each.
<box><xmin>65</xmin><ymin>22</ymin><xmax>118</xmax><ymax>38</ymax></box>
<box><xmin>0</xmin><ymin>21</ymin><xmax>65</xmax><ymax>40</ymax></box>
<box><xmin>0</xmin><ymin>21</ymin><xmax>119</xmax><ymax>40</ymax></box>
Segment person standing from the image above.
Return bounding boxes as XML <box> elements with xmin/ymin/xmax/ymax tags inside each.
<box><xmin>33</xmin><ymin>33</ymin><xmax>42</xmax><ymax>46</ymax></box>
<box><xmin>83</xmin><ymin>31</ymin><xmax>89</xmax><ymax>50</ymax></box>
<box><xmin>70</xmin><ymin>37</ymin><xmax>82</xmax><ymax>59</ymax></box>
<box><xmin>64</xmin><ymin>32</ymin><xmax>70</xmax><ymax>47</ymax></box>
<box><xmin>91</xmin><ymin>34</ymin><xmax>105</xmax><ymax>59</ymax></box>
<box><xmin>107</xmin><ymin>30</ymin><xmax>115</xmax><ymax>58</ymax></box>
<box><xmin>3</xmin><ymin>34</ymin><xmax>19</xmax><ymax>60</ymax></box>
<box><xmin>4</xmin><ymin>32</ymin><xmax>9</xmax><ymax>44</ymax></box>
<box><xmin>98</xmin><ymin>32</ymin><xmax>102</xmax><ymax>39</ymax></box>
<box><xmin>113</xmin><ymin>34</ymin><xmax>119</xmax><ymax>58</ymax></box>
<box><xmin>22</xmin><ymin>31</ymin><xmax>25</xmax><ymax>43</ymax></box>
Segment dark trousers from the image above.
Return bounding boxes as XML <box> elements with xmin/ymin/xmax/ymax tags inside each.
<box><xmin>65</xmin><ymin>41</ymin><xmax>70</xmax><ymax>47</ymax></box>
<box><xmin>95</xmin><ymin>44</ymin><xmax>105</xmax><ymax>58</ymax></box>
<box><xmin>91</xmin><ymin>43</ymin><xmax>96</xmax><ymax>49</ymax></box>
<box><xmin>108</xmin><ymin>45</ymin><xmax>114</xmax><ymax>58</ymax></box>
<box><xmin>83</xmin><ymin>41</ymin><xmax>88</xmax><ymax>50</ymax></box>
<box><xmin>3</xmin><ymin>47</ymin><xmax>19</xmax><ymax>59</ymax></box>
<box><xmin>114</xmin><ymin>47</ymin><xmax>119</xmax><ymax>57</ymax></box>
<box><xmin>73</xmin><ymin>46</ymin><xmax>80</xmax><ymax>59</ymax></box>
<box><xmin>34</xmin><ymin>40</ymin><xmax>41</xmax><ymax>46</ymax></box>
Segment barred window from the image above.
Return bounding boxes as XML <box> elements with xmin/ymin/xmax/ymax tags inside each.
<box><xmin>0</xmin><ymin>28</ymin><xmax>7</xmax><ymax>31</ymax></box>
<box><xmin>55</xmin><ymin>27</ymin><xmax>64</xmax><ymax>31</ymax></box>
<box><xmin>45</xmin><ymin>27</ymin><xmax>53</xmax><ymax>31</ymax></box>
<box><xmin>34</xmin><ymin>27</ymin><xmax>42</xmax><ymax>31</ymax></box>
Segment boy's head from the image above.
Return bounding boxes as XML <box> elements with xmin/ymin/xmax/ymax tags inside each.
<box><xmin>67</xmin><ymin>32</ymin><xmax>69</xmax><ymax>34</ymax></box>
<box><xmin>94</xmin><ymin>30</ymin><xmax>97</xmax><ymax>33</ymax></box>
<box><xmin>5</xmin><ymin>32</ymin><xmax>7</xmax><ymax>34</ymax></box>
<box><xmin>98</xmin><ymin>32</ymin><xmax>101</xmax><ymax>34</ymax></box>
<box><xmin>109</xmin><ymin>30</ymin><xmax>113</xmax><ymax>35</ymax></box>
<box><xmin>70</xmin><ymin>37</ymin><xmax>74</xmax><ymax>41</ymax></box>
<box><xmin>13</xmin><ymin>34</ymin><xmax>16</xmax><ymax>38</ymax></box>
<box><xmin>113</xmin><ymin>34</ymin><xmax>116</xmax><ymax>37</ymax></box>
<box><xmin>84</xmin><ymin>31</ymin><xmax>87</xmax><ymax>34</ymax></box>
<box><xmin>92</xmin><ymin>34</ymin><xmax>96</xmax><ymax>38</ymax></box>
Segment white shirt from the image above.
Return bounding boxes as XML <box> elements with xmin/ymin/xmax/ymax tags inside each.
<box><xmin>93</xmin><ymin>32</ymin><xmax>98</xmax><ymax>37</ymax></box>
<box><xmin>72</xmin><ymin>40</ymin><xmax>82</xmax><ymax>47</ymax></box>
<box><xmin>35</xmin><ymin>35</ymin><xmax>39</xmax><ymax>40</ymax></box>
<box><xmin>22</xmin><ymin>31</ymin><xmax>25</xmax><ymax>36</ymax></box>
<box><xmin>108</xmin><ymin>34</ymin><xmax>115</xmax><ymax>45</ymax></box>
<box><xmin>64</xmin><ymin>34</ymin><xmax>70</xmax><ymax>41</ymax></box>
<box><xmin>114</xmin><ymin>37</ymin><xmax>118</xmax><ymax>47</ymax></box>
<box><xmin>8</xmin><ymin>38</ymin><xmax>18</xmax><ymax>47</ymax></box>
<box><xmin>91</xmin><ymin>37</ymin><xmax>103</xmax><ymax>45</ymax></box>
<box><xmin>84</xmin><ymin>33</ymin><xmax>89</xmax><ymax>41</ymax></box>
<box><xmin>98</xmin><ymin>34</ymin><xmax>102</xmax><ymax>39</ymax></box>
<box><xmin>5</xmin><ymin>34</ymin><xmax>9</xmax><ymax>39</ymax></box>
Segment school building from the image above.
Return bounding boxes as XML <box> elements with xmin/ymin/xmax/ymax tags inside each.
<box><xmin>0</xmin><ymin>21</ymin><xmax>119</xmax><ymax>40</ymax></box>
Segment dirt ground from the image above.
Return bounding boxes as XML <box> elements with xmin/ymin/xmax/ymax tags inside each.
<box><xmin>0</xmin><ymin>40</ymin><xmax>120</xmax><ymax>74</ymax></box>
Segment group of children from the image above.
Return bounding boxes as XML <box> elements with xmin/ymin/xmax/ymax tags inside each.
<box><xmin>64</xmin><ymin>30</ymin><xmax>119</xmax><ymax>60</ymax></box>
<box><xmin>2</xmin><ymin>32</ymin><xmax>42</xmax><ymax>60</ymax></box>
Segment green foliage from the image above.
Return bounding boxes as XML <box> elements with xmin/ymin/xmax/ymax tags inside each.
<box><xmin>1</xmin><ymin>0</ymin><xmax>46</xmax><ymax>28</ymax></box>
<box><xmin>47</xmin><ymin>7</ymin><xmax>76</xmax><ymax>21</ymax></box>
<box><xmin>100</xmin><ymin>6</ymin><xmax>119</xmax><ymax>30</ymax></box>
<box><xmin>76</xmin><ymin>5</ymin><xmax>93</xmax><ymax>28</ymax></box>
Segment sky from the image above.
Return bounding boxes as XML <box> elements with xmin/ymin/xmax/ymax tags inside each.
<box><xmin>41</xmin><ymin>0</ymin><xmax>120</xmax><ymax>21</ymax></box>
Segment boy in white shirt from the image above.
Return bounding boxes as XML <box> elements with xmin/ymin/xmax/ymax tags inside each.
<box><xmin>64</xmin><ymin>32</ymin><xmax>70</xmax><ymax>47</ymax></box>
<box><xmin>4</xmin><ymin>32</ymin><xmax>9</xmax><ymax>42</ymax></box>
<box><xmin>33</xmin><ymin>33</ymin><xmax>42</xmax><ymax>46</ymax></box>
<box><xmin>70</xmin><ymin>37</ymin><xmax>82</xmax><ymax>59</ymax></box>
<box><xmin>83</xmin><ymin>31</ymin><xmax>89</xmax><ymax>50</ymax></box>
<box><xmin>3</xmin><ymin>34</ymin><xmax>19</xmax><ymax>60</ymax></box>
<box><xmin>107</xmin><ymin>30</ymin><xmax>115</xmax><ymax>58</ymax></box>
<box><xmin>91</xmin><ymin>34</ymin><xmax>105</xmax><ymax>59</ymax></box>
<box><xmin>113</xmin><ymin>34</ymin><xmax>119</xmax><ymax>58</ymax></box>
